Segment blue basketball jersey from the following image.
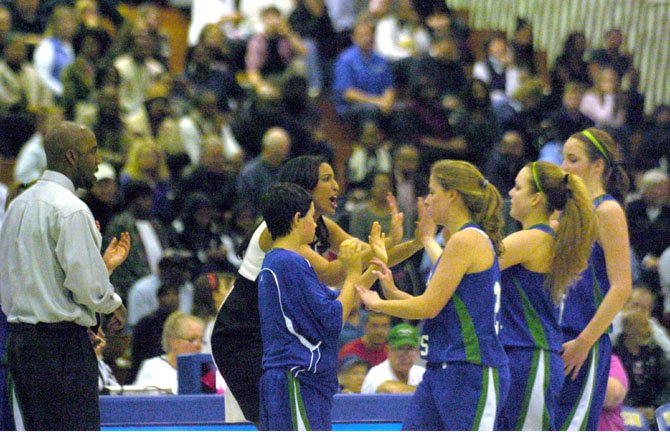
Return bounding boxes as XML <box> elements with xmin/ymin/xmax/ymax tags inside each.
<box><xmin>421</xmin><ymin>223</ymin><xmax>508</xmax><ymax>367</ymax></box>
<box><xmin>500</xmin><ymin>224</ymin><xmax>563</xmax><ymax>352</ymax></box>
<box><xmin>560</xmin><ymin>195</ymin><xmax>615</xmax><ymax>335</ymax></box>
<box><xmin>258</xmin><ymin>249</ymin><xmax>343</xmax><ymax>395</ymax></box>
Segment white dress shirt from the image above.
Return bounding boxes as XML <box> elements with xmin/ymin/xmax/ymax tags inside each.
<box><xmin>0</xmin><ymin>170</ymin><xmax>122</xmax><ymax>326</ymax></box>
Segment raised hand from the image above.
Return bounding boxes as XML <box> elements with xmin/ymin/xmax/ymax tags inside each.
<box><xmin>355</xmin><ymin>284</ymin><xmax>383</xmax><ymax>312</ymax></box>
<box><xmin>387</xmin><ymin>193</ymin><xmax>404</xmax><ymax>246</ymax></box>
<box><xmin>103</xmin><ymin>232</ymin><xmax>131</xmax><ymax>274</ymax></box>
<box><xmin>368</xmin><ymin>221</ymin><xmax>388</xmax><ymax>265</ymax></box>
<box><xmin>339</xmin><ymin>238</ymin><xmax>366</xmax><ymax>276</ymax></box>
<box><xmin>370</xmin><ymin>257</ymin><xmax>398</xmax><ymax>298</ymax></box>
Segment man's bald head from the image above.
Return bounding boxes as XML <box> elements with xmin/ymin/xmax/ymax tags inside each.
<box><xmin>261</xmin><ymin>127</ymin><xmax>290</xmax><ymax>167</ymax></box>
<box><xmin>44</xmin><ymin>121</ymin><xmax>100</xmax><ymax>189</ymax></box>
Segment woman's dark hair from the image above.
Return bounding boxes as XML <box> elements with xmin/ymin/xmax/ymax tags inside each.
<box><xmin>278</xmin><ymin>155</ymin><xmax>328</xmax><ymax>191</ymax></box>
<box><xmin>181</xmin><ymin>192</ymin><xmax>213</xmax><ymax>227</ymax></box>
<box><xmin>192</xmin><ymin>273</ymin><xmax>218</xmax><ymax>320</ymax></box>
<box><xmin>262</xmin><ymin>183</ymin><xmax>312</xmax><ymax>240</ymax></box>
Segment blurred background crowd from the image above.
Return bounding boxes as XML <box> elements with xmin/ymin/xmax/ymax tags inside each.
<box><xmin>0</xmin><ymin>0</ymin><xmax>669</xmax><ymax>427</ymax></box>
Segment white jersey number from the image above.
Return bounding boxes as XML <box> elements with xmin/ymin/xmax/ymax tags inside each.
<box><xmin>420</xmin><ymin>334</ymin><xmax>429</xmax><ymax>356</ymax></box>
<box><xmin>493</xmin><ymin>281</ymin><xmax>502</xmax><ymax>335</ymax></box>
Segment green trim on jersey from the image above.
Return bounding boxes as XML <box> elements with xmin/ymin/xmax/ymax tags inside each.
<box><xmin>513</xmin><ymin>276</ymin><xmax>550</xmax><ymax>350</ymax></box>
<box><xmin>453</xmin><ymin>294</ymin><xmax>481</xmax><ymax>364</ymax></box>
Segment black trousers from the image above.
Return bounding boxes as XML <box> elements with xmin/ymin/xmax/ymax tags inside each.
<box><xmin>7</xmin><ymin>322</ymin><xmax>99</xmax><ymax>431</ymax></box>
<box><xmin>211</xmin><ymin>275</ymin><xmax>263</xmax><ymax>423</ymax></box>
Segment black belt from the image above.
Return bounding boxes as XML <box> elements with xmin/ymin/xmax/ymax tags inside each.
<box><xmin>8</xmin><ymin>321</ymin><xmax>86</xmax><ymax>332</ymax></box>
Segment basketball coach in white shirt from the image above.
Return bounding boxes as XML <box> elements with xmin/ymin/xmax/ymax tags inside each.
<box><xmin>0</xmin><ymin>121</ymin><xmax>130</xmax><ymax>430</ymax></box>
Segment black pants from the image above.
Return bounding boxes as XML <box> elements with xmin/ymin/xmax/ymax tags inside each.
<box><xmin>7</xmin><ymin>322</ymin><xmax>99</xmax><ymax>431</ymax></box>
<box><xmin>211</xmin><ymin>275</ymin><xmax>263</xmax><ymax>423</ymax></box>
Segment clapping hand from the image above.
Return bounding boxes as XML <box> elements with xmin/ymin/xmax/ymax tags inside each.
<box><xmin>370</xmin><ymin>258</ymin><xmax>398</xmax><ymax>299</ymax></box>
<box><xmin>368</xmin><ymin>221</ymin><xmax>387</xmax><ymax>265</ymax></box>
<box><xmin>387</xmin><ymin>193</ymin><xmax>404</xmax><ymax>246</ymax></box>
<box><xmin>355</xmin><ymin>284</ymin><xmax>383</xmax><ymax>312</ymax></box>
<box><xmin>339</xmin><ymin>238</ymin><xmax>366</xmax><ymax>276</ymax></box>
<box><xmin>103</xmin><ymin>232</ymin><xmax>131</xmax><ymax>274</ymax></box>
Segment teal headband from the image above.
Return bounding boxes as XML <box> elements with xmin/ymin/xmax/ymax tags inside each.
<box><xmin>581</xmin><ymin>130</ymin><xmax>610</xmax><ymax>163</ymax></box>
<box><xmin>531</xmin><ymin>162</ymin><xmax>544</xmax><ymax>194</ymax></box>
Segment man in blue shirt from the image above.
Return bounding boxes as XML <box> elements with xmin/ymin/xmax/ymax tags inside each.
<box><xmin>333</xmin><ymin>17</ymin><xmax>395</xmax><ymax>133</ymax></box>
<box><xmin>257</xmin><ymin>182</ymin><xmax>380</xmax><ymax>430</ymax></box>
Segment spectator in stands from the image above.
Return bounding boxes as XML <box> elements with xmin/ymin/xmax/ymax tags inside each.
<box><xmin>374</xmin><ymin>0</ymin><xmax>430</xmax><ymax>86</ymax></box>
<box><xmin>627</xmin><ymin>169</ymin><xmax>670</xmax><ymax>292</ymax></box>
<box><xmin>337</xmin><ymin>355</ymin><xmax>370</xmax><ymax>394</ymax></box>
<box><xmin>236</xmin><ymin>127</ymin><xmax>290</xmax><ymax>217</ymax></box>
<box><xmin>82</xmin><ymin>162</ymin><xmax>120</xmax><ymax>233</ymax></box>
<box><xmin>347</xmin><ymin>120</ymin><xmax>392</xmax><ymax>190</ymax></box>
<box><xmin>483</xmin><ymin>130</ymin><xmax>528</xmax><ymax>196</ymax></box>
<box><xmin>550</xmin><ymin>32</ymin><xmax>591</xmax><ymax>106</ymax></box>
<box><xmin>634</xmin><ymin>105</ymin><xmax>670</xmax><ymax>173</ymax></box>
<box><xmin>473</xmin><ymin>33</ymin><xmax>521</xmax><ymax>107</ymax></box>
<box><xmin>106</xmin><ymin>180</ymin><xmax>169</xmax><ymax>301</ymax></box>
<box><xmin>333</xmin><ymin>17</ymin><xmax>395</xmax><ymax>132</ymax></box>
<box><xmin>580</xmin><ymin>66</ymin><xmax>625</xmax><ymax>129</ymax></box>
<box><xmin>288</xmin><ymin>0</ymin><xmax>337</xmax><ymax>98</ymax></box>
<box><xmin>408</xmin><ymin>35</ymin><xmax>467</xmax><ymax>102</ymax></box>
<box><xmin>392</xmin><ymin>144</ymin><xmax>427</xmax><ymax>237</ymax></box>
<box><xmin>114</xmin><ymin>29</ymin><xmax>165</xmax><ymax>115</ymax></box>
<box><xmin>0</xmin><ymin>36</ymin><xmax>54</xmax><ymax>114</ymax></box>
<box><xmin>177</xmin><ymin>139</ymin><xmax>237</xmax><ymax>222</ymax></box>
<box><xmin>129</xmin><ymin>284</ymin><xmax>180</xmax><ymax>384</ymax></box>
<box><xmin>179</xmin><ymin>91</ymin><xmax>241</xmax><ymax>164</ymax></box>
<box><xmin>169</xmin><ymin>193</ymin><xmax>235</xmax><ymax>274</ymax></box>
<box><xmin>85</xmin><ymin>85</ymin><xmax>131</xmax><ymax>167</ymax></box>
<box><xmin>14</xmin><ymin>107</ymin><xmax>63</xmax><ymax>184</ymax></box>
<box><xmin>192</xmin><ymin>272</ymin><xmax>233</xmax><ymax>354</ymax></box>
<box><xmin>61</xmin><ymin>27</ymin><xmax>108</xmax><ymax>119</ymax></box>
<box><xmin>8</xmin><ymin>0</ymin><xmax>45</xmax><ymax>39</ymax></box>
<box><xmin>392</xmin><ymin>76</ymin><xmax>467</xmax><ymax>167</ymax></box>
<box><xmin>33</xmin><ymin>5</ymin><xmax>76</xmax><ymax>98</ymax></box>
<box><xmin>176</xmin><ymin>43</ymin><xmax>244</xmax><ymax>114</ymax></box>
<box><xmin>452</xmin><ymin>79</ymin><xmax>501</xmax><ymax>168</ymax></box>
<box><xmin>187</xmin><ymin>0</ymin><xmax>244</xmax><ymax>47</ymax></box>
<box><xmin>349</xmin><ymin>171</ymin><xmax>395</xmax><ymax>242</ymax></box>
<box><xmin>72</xmin><ymin>0</ymin><xmax>112</xmax><ymax>61</ymax></box>
<box><xmin>120</xmin><ymin>139</ymin><xmax>174</xmax><ymax>224</ymax></box>
<box><xmin>238</xmin><ymin>0</ymin><xmax>295</xmax><ymax>34</ymax></box>
<box><xmin>548</xmin><ymin>82</ymin><xmax>595</xmax><ymax>142</ymax></box>
<box><xmin>614</xmin><ymin>308</ymin><xmax>670</xmax><ymax>426</ymax></box>
<box><xmin>245</xmin><ymin>6</ymin><xmax>307</xmax><ymax>96</ymax></box>
<box><xmin>590</xmin><ymin>28</ymin><xmax>633</xmax><ymax>78</ymax></box>
<box><xmin>510</xmin><ymin>17</ymin><xmax>536</xmax><ymax>75</ymax></box>
<box><xmin>93</xmin><ymin>330</ymin><xmax>120</xmax><ymax>392</ymax></box>
<box><xmin>339</xmin><ymin>311</ymin><xmax>390</xmax><ymax>367</ymax></box>
<box><xmin>598</xmin><ymin>354</ymin><xmax>629</xmax><ymax>431</ymax></box>
<box><xmin>134</xmin><ymin>4</ymin><xmax>170</xmax><ymax>68</ymax></box>
<box><xmin>126</xmin><ymin>251</ymin><xmax>195</xmax><ymax>330</ymax></box>
<box><xmin>195</xmin><ymin>23</ymin><xmax>244</xmax><ymax>73</ymax></box>
<box><xmin>0</xmin><ymin>5</ymin><xmax>10</xmax><ymax>54</ymax></box>
<box><xmin>612</xmin><ymin>286</ymin><xmax>670</xmax><ymax>359</ymax></box>
<box><xmin>134</xmin><ymin>312</ymin><xmax>204</xmax><ymax>394</ymax></box>
<box><xmin>361</xmin><ymin>323</ymin><xmax>425</xmax><ymax>394</ymax></box>
<box><xmin>501</xmin><ymin>76</ymin><xmax>547</xmax><ymax>152</ymax></box>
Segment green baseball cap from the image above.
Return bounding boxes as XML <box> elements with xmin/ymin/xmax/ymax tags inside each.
<box><xmin>388</xmin><ymin>323</ymin><xmax>419</xmax><ymax>350</ymax></box>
